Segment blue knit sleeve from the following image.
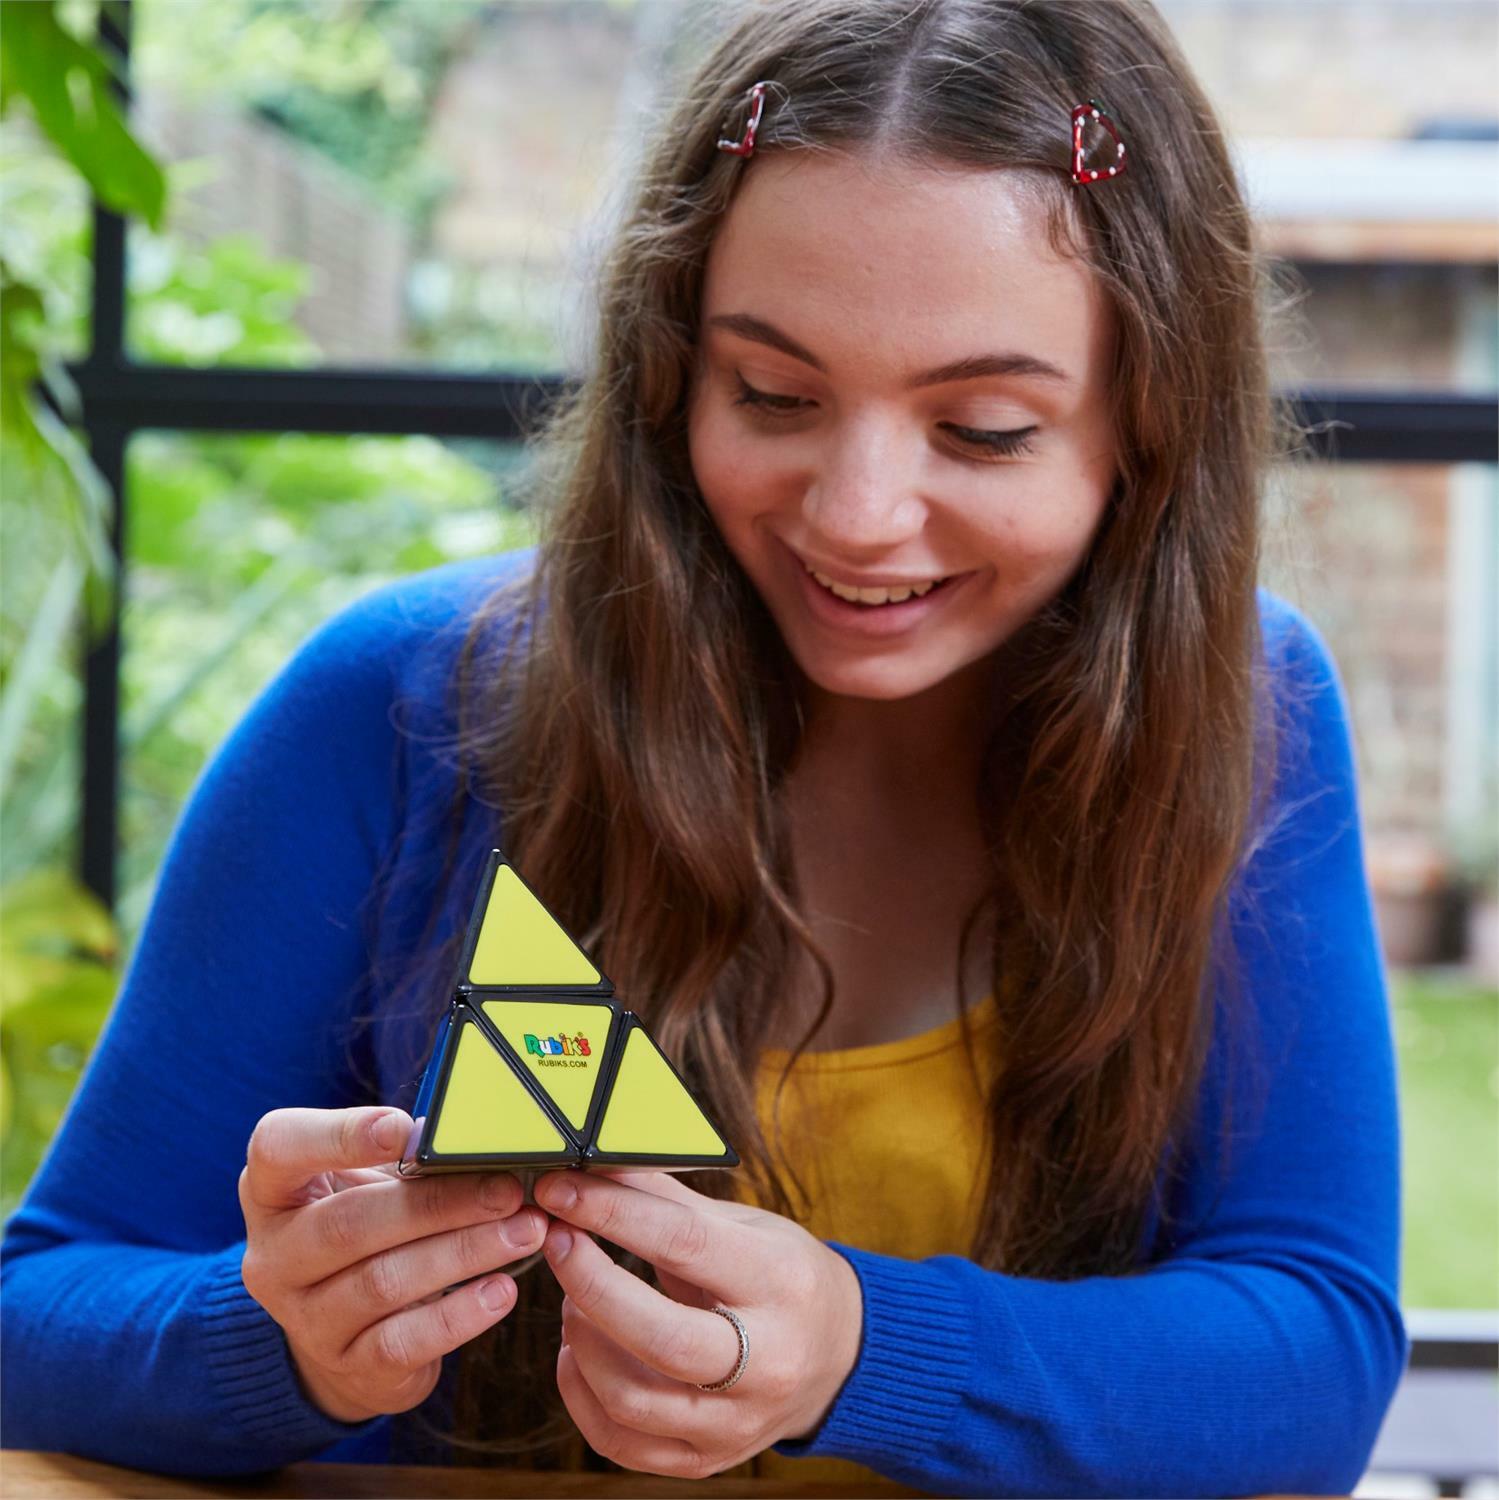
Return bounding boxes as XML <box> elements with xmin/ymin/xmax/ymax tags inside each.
<box><xmin>0</xmin><ymin>560</ymin><xmax>513</xmax><ymax>1477</ymax></box>
<box><xmin>770</xmin><ymin>593</ymin><xmax>1409</xmax><ymax>1496</ymax></box>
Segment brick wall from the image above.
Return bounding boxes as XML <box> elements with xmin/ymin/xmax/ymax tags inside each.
<box><xmin>132</xmin><ymin>90</ymin><xmax>413</xmax><ymax>364</ymax></box>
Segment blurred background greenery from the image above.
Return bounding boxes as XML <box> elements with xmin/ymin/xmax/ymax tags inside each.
<box><xmin>0</xmin><ymin>0</ymin><xmax>1494</xmax><ymax>1323</ymax></box>
<box><xmin>1</xmin><ymin>0</ymin><xmax>540</xmax><ymax>1211</ymax></box>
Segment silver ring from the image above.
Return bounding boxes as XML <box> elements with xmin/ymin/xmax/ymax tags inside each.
<box><xmin>696</xmin><ymin>1305</ymin><xmax>749</xmax><ymax>1391</ymax></box>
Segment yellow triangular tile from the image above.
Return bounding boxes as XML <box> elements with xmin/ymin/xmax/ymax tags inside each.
<box><xmin>480</xmin><ymin>999</ymin><xmax>613</xmax><ymax>1131</ymax></box>
<box><xmin>432</xmin><ymin>1019</ymin><xmax>568</xmax><ymax>1156</ymax></box>
<box><xmin>596</xmin><ymin>1025</ymin><xmax>728</xmax><ymax>1157</ymax></box>
<box><xmin>469</xmin><ymin>864</ymin><xmax>600</xmax><ymax>987</ymax></box>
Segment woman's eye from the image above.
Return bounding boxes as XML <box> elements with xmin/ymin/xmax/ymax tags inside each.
<box><xmin>939</xmin><ymin>422</ymin><xmax>1040</xmax><ymax>459</ymax></box>
<box><xmin>731</xmin><ymin>373</ymin><xmax>809</xmax><ymax>415</ymax></box>
<box><xmin>730</xmin><ymin>374</ymin><xmax>1038</xmax><ymax>462</ymax></box>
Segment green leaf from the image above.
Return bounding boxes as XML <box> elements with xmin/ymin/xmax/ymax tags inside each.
<box><xmin>0</xmin><ymin>1</ymin><xmax>166</xmax><ymax>229</ymax></box>
<box><xmin>1</xmin><ymin>252</ymin><xmax>117</xmax><ymax>643</ymax></box>
<box><xmin>0</xmin><ymin>272</ymin><xmax>44</xmax><ymax>389</ymax></box>
<box><xmin>0</xmin><ymin>555</ymin><xmax>83</xmax><ymax>800</ymax></box>
<box><xmin>2</xmin><ymin>963</ymin><xmax>117</xmax><ymax>1049</ymax></box>
<box><xmin>0</xmin><ymin>869</ymin><xmax>118</xmax><ymax>1018</ymax></box>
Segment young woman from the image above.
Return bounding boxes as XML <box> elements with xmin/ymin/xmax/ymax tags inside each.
<box><xmin>1</xmin><ymin>1</ymin><xmax>1406</xmax><ymax>1493</ymax></box>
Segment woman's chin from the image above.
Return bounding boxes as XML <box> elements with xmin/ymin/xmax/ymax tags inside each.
<box><xmin>789</xmin><ymin>652</ymin><xmax>946</xmax><ymax>704</ymax></box>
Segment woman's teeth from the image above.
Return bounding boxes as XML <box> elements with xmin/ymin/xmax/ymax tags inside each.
<box><xmin>805</xmin><ymin>565</ymin><xmax>945</xmax><ymax>606</ymax></box>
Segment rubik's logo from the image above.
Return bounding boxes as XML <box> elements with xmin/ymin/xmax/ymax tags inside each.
<box><xmin>399</xmin><ymin>850</ymin><xmax>739</xmax><ymax>1175</ymax></box>
<box><xmin>523</xmin><ymin>1031</ymin><xmax>592</xmax><ymax>1060</ymax></box>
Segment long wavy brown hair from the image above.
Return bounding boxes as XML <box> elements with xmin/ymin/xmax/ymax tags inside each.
<box><xmin>375</xmin><ymin>0</ymin><xmax>1308</xmax><ymax>1469</ymax></box>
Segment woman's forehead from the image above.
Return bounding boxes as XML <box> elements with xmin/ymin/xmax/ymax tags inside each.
<box><xmin>701</xmin><ymin>151</ymin><xmax>1107</xmax><ymax>389</ymax></box>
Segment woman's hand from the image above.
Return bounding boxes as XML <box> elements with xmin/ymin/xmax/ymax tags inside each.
<box><xmin>238</xmin><ymin>1106</ymin><xmax>548</xmax><ymax>1424</ymax></box>
<box><xmin>532</xmin><ymin>1167</ymin><xmax>862</xmax><ymax>1479</ymax></box>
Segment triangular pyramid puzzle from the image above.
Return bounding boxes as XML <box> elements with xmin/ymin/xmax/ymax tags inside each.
<box><xmin>398</xmin><ymin>848</ymin><xmax>739</xmax><ymax>1176</ymax></box>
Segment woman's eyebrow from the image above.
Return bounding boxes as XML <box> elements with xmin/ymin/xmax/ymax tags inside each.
<box><xmin>706</xmin><ymin>311</ymin><xmax>1074</xmax><ymax>389</ymax></box>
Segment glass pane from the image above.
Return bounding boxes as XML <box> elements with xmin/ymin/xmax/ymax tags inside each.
<box><xmin>127</xmin><ymin>0</ymin><xmax>693</xmax><ymax>372</ymax></box>
<box><xmin>1261</xmin><ymin>458</ymin><xmax>1498</xmax><ymax>1312</ymax></box>
<box><xmin>1263</xmin><ymin>264</ymin><xmax>1498</xmax><ymax>394</ymax></box>
<box><xmin>119</xmin><ymin>430</ymin><xmax>538</xmax><ymax>939</ymax></box>
<box><xmin>1159</xmin><ymin>0</ymin><xmax>1499</xmax><ymax>393</ymax></box>
<box><xmin>1159</xmin><ymin>0</ymin><xmax>1497</xmax><ymax>142</ymax></box>
<box><xmin>1262</xmin><ymin>460</ymin><xmax>1498</xmax><ymax>869</ymax></box>
<box><xmin>125</xmin><ymin>0</ymin><xmax>1497</xmax><ymax>394</ymax></box>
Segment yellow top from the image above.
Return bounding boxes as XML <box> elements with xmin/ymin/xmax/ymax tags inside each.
<box><xmin>719</xmin><ymin>991</ymin><xmax>1003</xmax><ymax>1487</ymax></box>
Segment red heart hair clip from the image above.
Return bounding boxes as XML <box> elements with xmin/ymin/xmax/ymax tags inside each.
<box><xmin>1071</xmin><ymin>98</ymin><xmax>1128</xmax><ymax>186</ymax></box>
<box><xmin>717</xmin><ymin>81</ymin><xmax>771</xmax><ymax>158</ymax></box>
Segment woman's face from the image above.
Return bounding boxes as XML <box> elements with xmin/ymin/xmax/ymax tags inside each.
<box><xmin>687</xmin><ymin>150</ymin><xmax>1118</xmax><ymax>705</ymax></box>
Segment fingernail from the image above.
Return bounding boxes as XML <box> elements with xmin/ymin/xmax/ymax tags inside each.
<box><xmin>372</xmin><ymin>1113</ymin><xmax>405</xmax><ymax>1151</ymax></box>
<box><xmin>500</xmin><ymin>1209</ymin><xmax>541</xmax><ymax>1247</ymax></box>
<box><xmin>479</xmin><ymin>1174</ymin><xmax>515</xmax><ymax>1212</ymax></box>
<box><xmin>477</xmin><ymin>1275</ymin><xmax>513</xmax><ymax>1313</ymax></box>
<box><xmin>548</xmin><ymin>1226</ymin><xmax>573</xmax><ymax>1259</ymax></box>
<box><xmin>543</xmin><ymin>1176</ymin><xmax>578</xmax><ymax>1210</ymax></box>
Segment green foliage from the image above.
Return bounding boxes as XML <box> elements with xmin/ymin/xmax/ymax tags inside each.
<box><xmin>0</xmin><ymin>1</ymin><xmax>167</xmax><ymax>619</ymax></box>
<box><xmin>0</xmin><ymin>257</ymin><xmax>110</xmax><ymax>592</ymax></box>
<box><xmin>0</xmin><ymin>870</ymin><xmax>118</xmax><ymax>1219</ymax></box>
<box><xmin>133</xmin><ymin>0</ymin><xmax>491</xmax><ymax>227</ymax></box>
<box><xmin>130</xmin><ymin>231</ymin><xmax>315</xmax><ymax>367</ymax></box>
<box><xmin>0</xmin><ymin>0</ymin><xmax>537</xmax><ymax>1217</ymax></box>
<box><xmin>0</xmin><ymin>1</ymin><xmax>165</xmax><ymax>228</ymax></box>
<box><xmin>129</xmin><ymin>0</ymin><xmax>614</xmax><ymax>367</ymax></box>
<box><xmin>0</xmin><ymin>3</ymin><xmax>156</xmax><ymax>1219</ymax></box>
<box><xmin>1392</xmin><ymin>970</ymin><xmax>1499</xmax><ymax>1310</ymax></box>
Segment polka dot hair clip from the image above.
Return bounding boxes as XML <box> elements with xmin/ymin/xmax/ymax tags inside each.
<box><xmin>1071</xmin><ymin>97</ymin><xmax>1129</xmax><ymax>186</ymax></box>
<box><xmin>716</xmin><ymin>80</ymin><xmax>771</xmax><ymax>157</ymax></box>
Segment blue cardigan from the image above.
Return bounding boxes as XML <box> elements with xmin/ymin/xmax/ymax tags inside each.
<box><xmin>0</xmin><ymin>547</ymin><xmax>1407</xmax><ymax>1495</ymax></box>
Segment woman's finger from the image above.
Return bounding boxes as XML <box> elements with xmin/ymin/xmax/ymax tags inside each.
<box><xmin>589</xmin><ymin>1172</ymin><xmax>755</xmax><ymax>1306</ymax></box>
<box><xmin>325</xmin><ymin>1158</ymin><xmax>409</xmax><ymax>1192</ymax></box>
<box><xmin>300</xmin><ymin>1209</ymin><xmax>547</xmax><ymax>1366</ymax></box>
<box><xmin>592</xmin><ymin>1169</ymin><xmax>760</xmax><ymax>1225</ymax></box>
<box><xmin>562</xmin><ymin>1297</ymin><xmax>739</xmax><ymax>1442</ymax></box>
<box><xmin>556</xmin><ymin>1341</ymin><xmax>706</xmax><ymax>1478</ymax></box>
<box><xmin>533</xmin><ymin>1171</ymin><xmax>757</xmax><ymax>1303</ymax></box>
<box><xmin>290</xmin><ymin>1171</ymin><xmax>526</xmax><ymax>1286</ymax></box>
<box><xmin>324</xmin><ymin>1166</ymin><xmax>398</xmax><ymax>1193</ymax></box>
<box><xmin>243</xmin><ymin>1107</ymin><xmax>410</xmax><ymax>1215</ymax></box>
<box><xmin>651</xmin><ymin>1262</ymin><xmax>711</xmax><ymax>1309</ymax></box>
<box><xmin>590</xmin><ymin>1169</ymin><xmax>705</xmax><ymax>1206</ymax></box>
<box><xmin>344</xmin><ymin>1269</ymin><xmax>522</xmax><ymax>1378</ymax></box>
<box><xmin>541</xmin><ymin>1220</ymin><xmax>743</xmax><ymax>1389</ymax></box>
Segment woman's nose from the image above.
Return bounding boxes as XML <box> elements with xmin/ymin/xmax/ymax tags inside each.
<box><xmin>800</xmin><ymin>424</ymin><xmax>926</xmax><ymax>552</ymax></box>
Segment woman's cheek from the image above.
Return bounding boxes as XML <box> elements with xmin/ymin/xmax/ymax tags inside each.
<box><xmin>691</xmin><ymin>417</ymin><xmax>787</xmax><ymax>542</ymax></box>
<box><xmin>957</xmin><ymin>480</ymin><xmax>1096</xmax><ymax>613</ymax></box>
<box><xmin>1012</xmin><ymin>461</ymin><xmax>1109</xmax><ymax>556</ymax></box>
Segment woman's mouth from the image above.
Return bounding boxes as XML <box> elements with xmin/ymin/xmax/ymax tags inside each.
<box><xmin>783</xmin><ymin>543</ymin><xmax>973</xmax><ymax>637</ymax></box>
<box><xmin>804</xmin><ymin>566</ymin><xmax>954</xmax><ymax>606</ymax></box>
